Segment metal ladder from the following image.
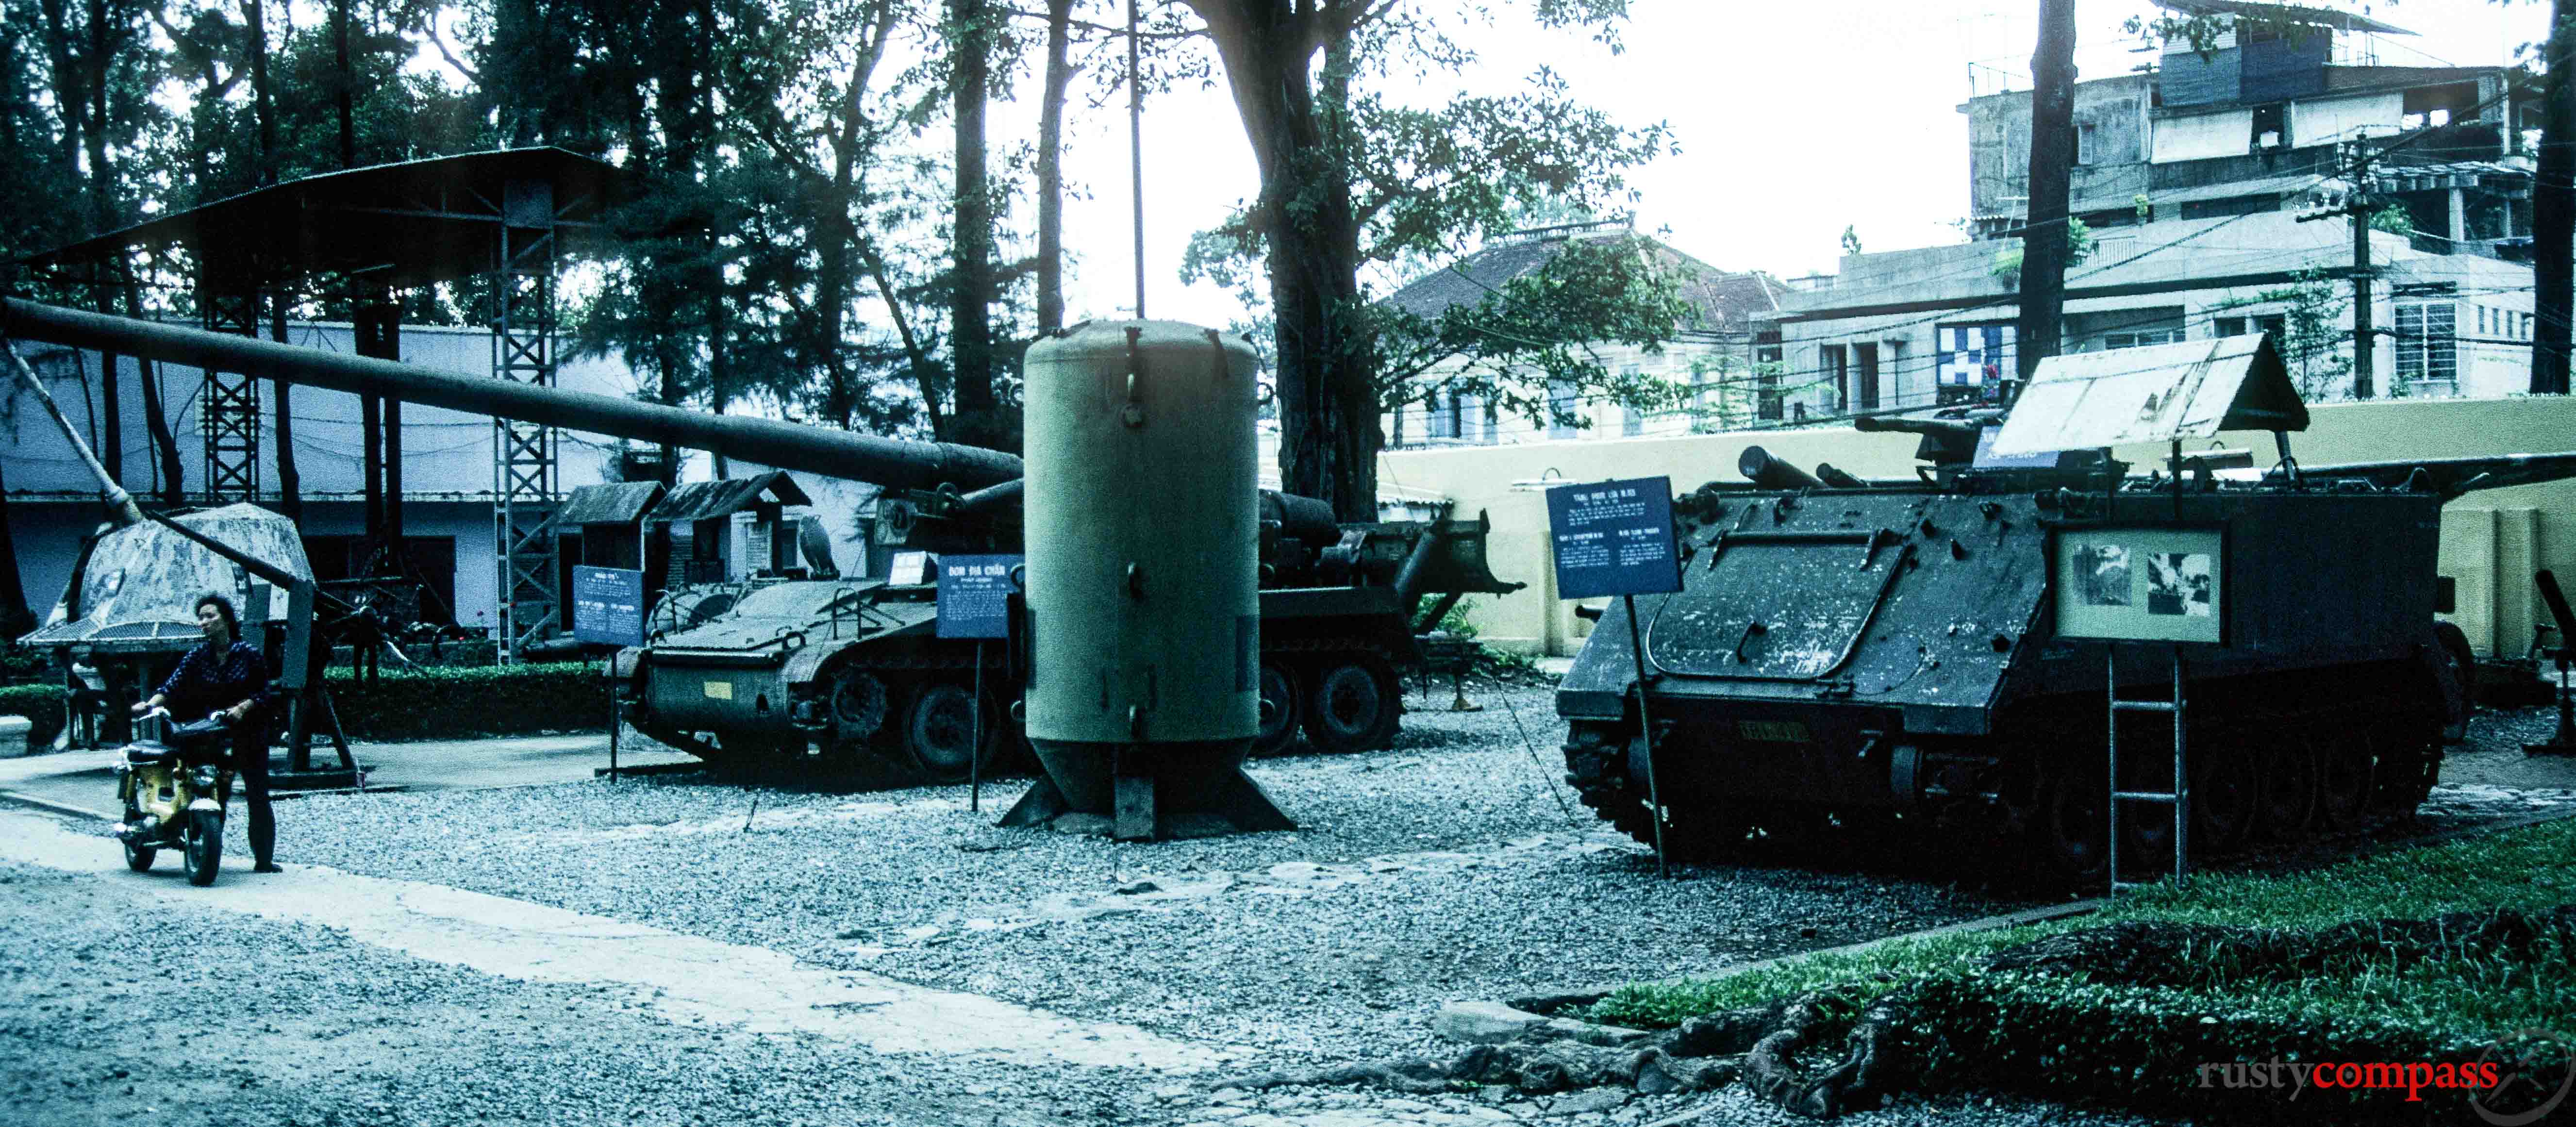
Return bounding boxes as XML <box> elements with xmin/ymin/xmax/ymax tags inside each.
<box><xmin>2107</xmin><ymin>646</ymin><xmax>2189</xmax><ymax>892</ymax></box>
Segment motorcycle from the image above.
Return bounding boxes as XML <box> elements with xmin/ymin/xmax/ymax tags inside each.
<box><xmin>114</xmin><ymin>709</ymin><xmax>235</xmax><ymax>886</ymax></box>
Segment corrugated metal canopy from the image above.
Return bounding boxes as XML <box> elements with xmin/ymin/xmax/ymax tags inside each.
<box><xmin>1989</xmin><ymin>334</ymin><xmax>2308</xmax><ymax>456</ymax></box>
<box><xmin>2155</xmin><ymin>0</ymin><xmax>2413</xmax><ymax>34</ymax></box>
<box><xmin>646</xmin><ymin>472</ymin><xmax>813</xmax><ymax>524</ymax></box>
<box><xmin>557</xmin><ymin>481</ymin><xmax>665</xmax><ymax>526</ymax></box>
<box><xmin>16</xmin><ymin>148</ymin><xmax>622</xmax><ymax>293</ymax></box>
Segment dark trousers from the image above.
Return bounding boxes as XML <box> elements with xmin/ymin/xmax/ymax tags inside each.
<box><xmin>230</xmin><ymin>729</ymin><xmax>275</xmax><ymax>867</ymax></box>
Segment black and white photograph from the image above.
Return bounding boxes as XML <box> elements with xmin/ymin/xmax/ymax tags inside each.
<box><xmin>2145</xmin><ymin>551</ymin><xmax>2214</xmax><ymax>618</ymax></box>
<box><xmin>4</xmin><ymin>0</ymin><xmax>2574</xmax><ymax>1124</ymax></box>
<box><xmin>2077</xmin><ymin>543</ymin><xmax>2134</xmax><ymax>607</ymax></box>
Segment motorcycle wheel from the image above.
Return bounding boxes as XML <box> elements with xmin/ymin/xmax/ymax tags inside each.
<box><xmin>182</xmin><ymin>809</ymin><xmax>224</xmax><ymax>887</ymax></box>
<box><xmin>122</xmin><ymin>838</ymin><xmax>156</xmax><ymax>872</ymax></box>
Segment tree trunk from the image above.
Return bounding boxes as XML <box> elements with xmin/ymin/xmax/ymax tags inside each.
<box><xmin>1190</xmin><ymin>1</ymin><xmax>1377</xmax><ymax>519</ymax></box>
<box><xmin>332</xmin><ymin>0</ymin><xmax>356</xmax><ymax>168</ymax></box>
<box><xmin>243</xmin><ymin>0</ymin><xmax>275</xmax><ymax>184</ymax></box>
<box><xmin>2015</xmin><ymin>0</ymin><xmax>2077</xmax><ymax>384</ymax></box>
<box><xmin>0</xmin><ymin>461</ymin><xmax>33</xmax><ymax>641</ymax></box>
<box><xmin>1035</xmin><ymin>0</ymin><xmax>1076</xmax><ymax>334</ymax></box>
<box><xmin>272</xmin><ymin>292</ymin><xmax>302</xmax><ymax>520</ymax></box>
<box><xmin>948</xmin><ymin>0</ymin><xmax>1004</xmax><ymax>451</ymax></box>
<box><xmin>121</xmin><ymin>274</ymin><xmax>185</xmax><ymax>506</ymax></box>
<box><xmin>2537</xmin><ymin>0</ymin><xmax>2575</xmax><ymax>395</ymax></box>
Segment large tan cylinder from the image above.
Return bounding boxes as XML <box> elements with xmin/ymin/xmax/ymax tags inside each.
<box><xmin>1007</xmin><ymin>320</ymin><xmax>1284</xmax><ymax>838</ymax></box>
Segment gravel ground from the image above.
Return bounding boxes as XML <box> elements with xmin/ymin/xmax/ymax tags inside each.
<box><xmin>11</xmin><ymin>684</ymin><xmax>2566</xmax><ymax>1127</ymax></box>
<box><xmin>0</xmin><ymin>860</ymin><xmax>1112</xmax><ymax>1127</ymax></box>
<box><xmin>253</xmin><ymin>685</ymin><xmax>2036</xmax><ymax>1062</ymax></box>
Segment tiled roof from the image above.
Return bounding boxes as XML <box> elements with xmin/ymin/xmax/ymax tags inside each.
<box><xmin>1379</xmin><ymin>232</ymin><xmax>1780</xmax><ymax>331</ymax></box>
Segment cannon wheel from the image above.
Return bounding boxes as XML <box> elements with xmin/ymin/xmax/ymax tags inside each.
<box><xmin>1302</xmin><ymin>654</ymin><xmax>1401</xmax><ymax>754</ymax></box>
<box><xmin>1253</xmin><ymin>663</ymin><xmax>1300</xmax><ymax>756</ymax></box>
<box><xmin>903</xmin><ymin>681</ymin><xmax>994</xmax><ymax>783</ymax></box>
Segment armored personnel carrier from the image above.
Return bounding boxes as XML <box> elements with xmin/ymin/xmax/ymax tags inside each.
<box><xmin>1557</xmin><ymin>336</ymin><xmax>2576</xmax><ymax>881</ymax></box>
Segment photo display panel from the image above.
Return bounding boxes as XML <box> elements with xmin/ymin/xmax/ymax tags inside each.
<box><xmin>2052</xmin><ymin>525</ymin><xmax>2226</xmax><ymax>645</ymax></box>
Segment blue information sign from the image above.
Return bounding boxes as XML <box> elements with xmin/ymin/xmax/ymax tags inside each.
<box><xmin>570</xmin><ymin>565</ymin><xmax>648</xmax><ymax>646</ymax></box>
<box><xmin>1545</xmin><ymin>477</ymin><xmax>1681</xmax><ymax>600</ymax></box>
<box><xmin>936</xmin><ymin>554</ymin><xmax>1023</xmax><ymax>639</ymax></box>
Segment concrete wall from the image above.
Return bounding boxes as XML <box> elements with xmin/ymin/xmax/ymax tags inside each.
<box><xmin>1380</xmin><ymin>394</ymin><xmax>2576</xmax><ymax>659</ymax></box>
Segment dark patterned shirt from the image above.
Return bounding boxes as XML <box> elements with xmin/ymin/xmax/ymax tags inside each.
<box><xmin>154</xmin><ymin>641</ymin><xmax>274</xmax><ymax>723</ymax></box>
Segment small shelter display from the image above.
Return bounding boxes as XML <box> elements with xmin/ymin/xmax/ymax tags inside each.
<box><xmin>644</xmin><ymin>472</ymin><xmax>835</xmax><ymax>585</ymax></box>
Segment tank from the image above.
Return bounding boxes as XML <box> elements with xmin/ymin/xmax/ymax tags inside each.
<box><xmin>1555</xmin><ymin>335</ymin><xmax>2576</xmax><ymax>883</ymax></box>
<box><xmin>999</xmin><ymin>320</ymin><xmax>1279</xmax><ymax>838</ymax></box>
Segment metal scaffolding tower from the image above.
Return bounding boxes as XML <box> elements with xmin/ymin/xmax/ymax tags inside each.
<box><xmin>198</xmin><ymin>289</ymin><xmax>263</xmax><ymax>503</ymax></box>
<box><xmin>491</xmin><ymin>180</ymin><xmax>562</xmax><ymax>662</ymax></box>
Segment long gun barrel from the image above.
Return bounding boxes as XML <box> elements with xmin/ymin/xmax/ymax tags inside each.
<box><xmin>1</xmin><ymin>298</ymin><xmax>1025</xmax><ymax>493</ymax></box>
<box><xmin>2263</xmin><ymin>452</ymin><xmax>2576</xmax><ymax>500</ymax></box>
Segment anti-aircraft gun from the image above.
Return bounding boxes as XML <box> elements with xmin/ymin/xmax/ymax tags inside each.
<box><xmin>0</xmin><ymin>298</ymin><xmax>1520</xmax><ymax>784</ymax></box>
<box><xmin>1557</xmin><ymin>335</ymin><xmax>2576</xmax><ymax>883</ymax></box>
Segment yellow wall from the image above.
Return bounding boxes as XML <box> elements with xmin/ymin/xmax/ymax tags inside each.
<box><xmin>1379</xmin><ymin>396</ymin><xmax>2576</xmax><ymax>658</ymax></box>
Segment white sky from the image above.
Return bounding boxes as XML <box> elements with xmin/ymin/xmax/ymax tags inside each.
<box><xmin>1033</xmin><ymin>0</ymin><xmax>2550</xmax><ymax>330</ymax></box>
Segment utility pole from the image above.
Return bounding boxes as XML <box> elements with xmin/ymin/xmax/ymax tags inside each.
<box><xmin>2350</xmin><ymin>185</ymin><xmax>2375</xmax><ymax>399</ymax></box>
<box><xmin>2300</xmin><ymin>143</ymin><xmax>2378</xmax><ymax>398</ymax></box>
<box><xmin>2535</xmin><ymin>0</ymin><xmax>2575</xmax><ymax>395</ymax></box>
<box><xmin>1128</xmin><ymin>0</ymin><xmax>1146</xmax><ymax>319</ymax></box>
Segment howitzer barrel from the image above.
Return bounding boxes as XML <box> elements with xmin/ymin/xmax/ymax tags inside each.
<box><xmin>1</xmin><ymin>298</ymin><xmax>1024</xmax><ymax>493</ymax></box>
<box><xmin>1738</xmin><ymin>446</ymin><xmax>1823</xmax><ymax>491</ymax></box>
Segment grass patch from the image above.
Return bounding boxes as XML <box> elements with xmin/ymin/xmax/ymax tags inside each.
<box><xmin>1592</xmin><ymin>816</ymin><xmax>2576</xmax><ymax>1032</ymax></box>
<box><xmin>1591</xmin><ymin>820</ymin><xmax>2576</xmax><ymax>1121</ymax></box>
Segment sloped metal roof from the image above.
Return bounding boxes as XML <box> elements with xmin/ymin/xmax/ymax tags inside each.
<box><xmin>16</xmin><ymin>148</ymin><xmax>622</xmax><ymax>293</ymax></box>
<box><xmin>1989</xmin><ymin>334</ymin><xmax>2308</xmax><ymax>455</ymax></box>
<box><xmin>2154</xmin><ymin>0</ymin><xmax>2412</xmax><ymax>35</ymax></box>
<box><xmin>646</xmin><ymin>471</ymin><xmax>813</xmax><ymax>524</ymax></box>
<box><xmin>558</xmin><ymin>481</ymin><xmax>666</xmax><ymax>526</ymax></box>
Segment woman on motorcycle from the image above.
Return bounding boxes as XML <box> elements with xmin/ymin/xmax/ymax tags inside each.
<box><xmin>132</xmin><ymin>594</ymin><xmax>279</xmax><ymax>873</ymax></box>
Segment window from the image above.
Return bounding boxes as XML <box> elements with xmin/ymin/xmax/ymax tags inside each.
<box><xmin>1481</xmin><ymin>398</ymin><xmax>1499</xmax><ymax>445</ymax></box>
<box><xmin>1424</xmin><ymin>390</ymin><xmax>1456</xmax><ymax>441</ymax></box>
<box><xmin>1853</xmin><ymin>343</ymin><xmax>1881</xmax><ymax>411</ymax></box>
<box><xmin>2478</xmin><ymin>306</ymin><xmax>2490</xmax><ymax>335</ymax></box>
<box><xmin>1547</xmin><ymin>379</ymin><xmax>1580</xmax><ymax>439</ymax></box>
<box><xmin>1620</xmin><ymin>366</ymin><xmax>1644</xmax><ymax>436</ymax></box>
<box><xmin>2250</xmin><ymin>103</ymin><xmax>2286</xmax><ymax>150</ymax></box>
<box><xmin>1389</xmin><ymin>403</ymin><xmax>1406</xmax><ymax>447</ymax></box>
<box><xmin>2104</xmin><ymin>329</ymin><xmax>2184</xmax><ymax>349</ymax></box>
<box><xmin>1819</xmin><ymin>345</ymin><xmax>1849</xmax><ymax>412</ymax></box>
<box><xmin>2394</xmin><ymin>299</ymin><xmax>2458</xmax><ymax>388</ymax></box>
<box><xmin>2076</xmin><ymin>122</ymin><xmax>2098</xmax><ymax>166</ymax></box>
<box><xmin>1756</xmin><ymin>331</ymin><xmax>1784</xmax><ymax>421</ymax></box>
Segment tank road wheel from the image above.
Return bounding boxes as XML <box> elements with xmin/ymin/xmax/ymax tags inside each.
<box><xmin>2188</xmin><ymin>740</ymin><xmax>2259</xmax><ymax>856</ymax></box>
<box><xmin>2033</xmin><ymin>756</ymin><xmax>2110</xmax><ymax>886</ymax></box>
<box><xmin>903</xmin><ymin>681</ymin><xmax>993</xmax><ymax>783</ymax></box>
<box><xmin>830</xmin><ymin>669</ymin><xmax>891</xmax><ymax>742</ymax></box>
<box><xmin>1253</xmin><ymin>663</ymin><xmax>1301</xmax><ymax>757</ymax></box>
<box><xmin>2374</xmin><ymin>727</ymin><xmax>2441</xmax><ymax>814</ymax></box>
<box><xmin>2314</xmin><ymin>732</ymin><xmax>2375</xmax><ymax>831</ymax></box>
<box><xmin>2257</xmin><ymin>736</ymin><xmax>2319</xmax><ymax>841</ymax></box>
<box><xmin>1302</xmin><ymin>654</ymin><xmax>1402</xmax><ymax>754</ymax></box>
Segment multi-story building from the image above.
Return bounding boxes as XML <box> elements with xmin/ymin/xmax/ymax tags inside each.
<box><xmin>1764</xmin><ymin>0</ymin><xmax>2535</xmax><ymax>422</ymax></box>
<box><xmin>1376</xmin><ymin>224</ymin><xmax>1784</xmax><ymax>447</ymax></box>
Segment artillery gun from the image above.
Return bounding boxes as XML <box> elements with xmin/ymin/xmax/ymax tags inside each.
<box><xmin>1557</xmin><ymin>336</ymin><xmax>2576</xmax><ymax>882</ymax></box>
<box><xmin>1</xmin><ymin>298</ymin><xmax>1519</xmax><ymax>785</ymax></box>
